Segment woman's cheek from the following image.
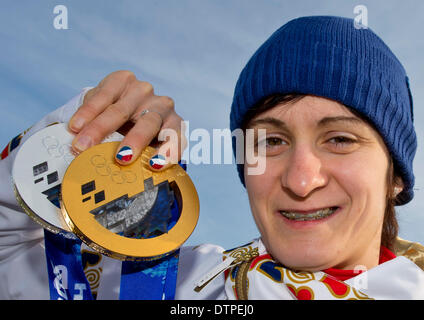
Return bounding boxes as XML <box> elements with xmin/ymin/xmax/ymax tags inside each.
<box><xmin>332</xmin><ymin>151</ymin><xmax>388</xmax><ymax>197</ymax></box>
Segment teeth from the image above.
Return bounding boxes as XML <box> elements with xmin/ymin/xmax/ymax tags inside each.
<box><xmin>280</xmin><ymin>207</ymin><xmax>337</xmax><ymax>221</ymax></box>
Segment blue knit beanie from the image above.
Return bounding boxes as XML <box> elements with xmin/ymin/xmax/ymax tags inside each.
<box><xmin>230</xmin><ymin>16</ymin><xmax>416</xmax><ymax>205</ymax></box>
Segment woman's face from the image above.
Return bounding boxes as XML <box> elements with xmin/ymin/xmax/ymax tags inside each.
<box><xmin>244</xmin><ymin>95</ymin><xmax>397</xmax><ymax>271</ymax></box>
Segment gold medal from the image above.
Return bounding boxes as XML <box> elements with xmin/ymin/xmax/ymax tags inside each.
<box><xmin>60</xmin><ymin>142</ymin><xmax>199</xmax><ymax>261</ymax></box>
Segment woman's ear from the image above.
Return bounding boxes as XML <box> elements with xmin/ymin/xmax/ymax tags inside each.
<box><xmin>392</xmin><ymin>176</ymin><xmax>404</xmax><ymax>198</ymax></box>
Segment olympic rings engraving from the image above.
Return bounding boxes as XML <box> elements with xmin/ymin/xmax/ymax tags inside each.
<box><xmin>90</xmin><ymin>154</ymin><xmax>137</xmax><ymax>184</ymax></box>
<box><xmin>42</xmin><ymin>135</ymin><xmax>75</xmax><ymax>164</ymax></box>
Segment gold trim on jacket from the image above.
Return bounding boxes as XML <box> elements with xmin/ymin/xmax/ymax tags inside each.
<box><xmin>394</xmin><ymin>237</ymin><xmax>424</xmax><ymax>271</ymax></box>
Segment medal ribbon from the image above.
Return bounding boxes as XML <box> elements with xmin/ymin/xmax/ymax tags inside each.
<box><xmin>119</xmin><ymin>250</ymin><xmax>180</xmax><ymax>300</ymax></box>
<box><xmin>44</xmin><ymin>229</ymin><xmax>93</xmax><ymax>300</ymax></box>
<box><xmin>119</xmin><ymin>162</ymin><xmax>186</xmax><ymax>300</ymax></box>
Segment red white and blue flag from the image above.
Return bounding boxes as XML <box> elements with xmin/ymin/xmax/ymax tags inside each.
<box><xmin>116</xmin><ymin>146</ymin><xmax>133</xmax><ymax>162</ymax></box>
<box><xmin>149</xmin><ymin>154</ymin><xmax>166</xmax><ymax>169</ymax></box>
<box><xmin>1</xmin><ymin>133</ymin><xmax>23</xmax><ymax>160</ymax></box>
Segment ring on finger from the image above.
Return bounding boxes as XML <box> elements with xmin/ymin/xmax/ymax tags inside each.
<box><xmin>138</xmin><ymin>109</ymin><xmax>163</xmax><ymax>126</ymax></box>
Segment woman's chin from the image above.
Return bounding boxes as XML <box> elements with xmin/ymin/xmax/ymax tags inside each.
<box><xmin>266</xmin><ymin>240</ymin><xmax>343</xmax><ymax>271</ymax></box>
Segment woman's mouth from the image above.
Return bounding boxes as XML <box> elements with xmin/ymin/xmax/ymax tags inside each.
<box><xmin>279</xmin><ymin>207</ymin><xmax>339</xmax><ymax>221</ymax></box>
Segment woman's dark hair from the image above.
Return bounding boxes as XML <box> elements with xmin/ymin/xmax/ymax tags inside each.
<box><xmin>241</xmin><ymin>93</ymin><xmax>399</xmax><ymax>250</ymax></box>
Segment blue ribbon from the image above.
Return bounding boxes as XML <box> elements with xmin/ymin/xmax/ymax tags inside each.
<box><xmin>118</xmin><ymin>162</ymin><xmax>186</xmax><ymax>300</ymax></box>
<box><xmin>44</xmin><ymin>229</ymin><xmax>93</xmax><ymax>300</ymax></box>
<box><xmin>119</xmin><ymin>250</ymin><xmax>179</xmax><ymax>300</ymax></box>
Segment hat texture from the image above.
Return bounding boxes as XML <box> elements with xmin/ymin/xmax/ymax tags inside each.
<box><xmin>230</xmin><ymin>16</ymin><xmax>416</xmax><ymax>205</ymax></box>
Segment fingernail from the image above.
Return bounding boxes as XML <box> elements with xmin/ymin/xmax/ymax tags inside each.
<box><xmin>149</xmin><ymin>154</ymin><xmax>167</xmax><ymax>170</ymax></box>
<box><xmin>74</xmin><ymin>135</ymin><xmax>92</xmax><ymax>152</ymax></box>
<box><xmin>116</xmin><ymin>146</ymin><xmax>133</xmax><ymax>162</ymax></box>
<box><xmin>70</xmin><ymin>117</ymin><xmax>85</xmax><ymax>131</ymax></box>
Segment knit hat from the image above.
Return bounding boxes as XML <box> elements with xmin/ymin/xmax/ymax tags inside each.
<box><xmin>230</xmin><ymin>16</ymin><xmax>416</xmax><ymax>205</ymax></box>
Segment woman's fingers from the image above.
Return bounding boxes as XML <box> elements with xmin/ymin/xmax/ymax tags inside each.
<box><xmin>71</xmin><ymin>75</ymin><xmax>154</xmax><ymax>153</ymax></box>
<box><xmin>67</xmin><ymin>70</ymin><xmax>186</xmax><ymax>171</ymax></box>
<box><xmin>114</xmin><ymin>95</ymin><xmax>186</xmax><ymax>170</ymax></box>
<box><xmin>115</xmin><ymin>109</ymin><xmax>163</xmax><ymax>165</ymax></box>
<box><xmin>149</xmin><ymin>117</ymin><xmax>188</xmax><ymax>171</ymax></box>
<box><xmin>69</xmin><ymin>70</ymin><xmax>136</xmax><ymax>133</ymax></box>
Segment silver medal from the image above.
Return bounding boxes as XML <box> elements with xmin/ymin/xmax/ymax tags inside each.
<box><xmin>12</xmin><ymin>122</ymin><xmax>122</xmax><ymax>238</ymax></box>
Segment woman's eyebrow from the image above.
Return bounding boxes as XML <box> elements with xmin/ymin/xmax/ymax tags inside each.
<box><xmin>247</xmin><ymin>117</ymin><xmax>288</xmax><ymax>130</ymax></box>
<box><xmin>247</xmin><ymin>116</ymin><xmax>364</xmax><ymax>129</ymax></box>
<box><xmin>317</xmin><ymin>116</ymin><xmax>364</xmax><ymax>128</ymax></box>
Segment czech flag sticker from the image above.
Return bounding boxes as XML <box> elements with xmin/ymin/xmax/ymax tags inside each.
<box><xmin>149</xmin><ymin>154</ymin><xmax>166</xmax><ymax>170</ymax></box>
<box><xmin>116</xmin><ymin>146</ymin><xmax>133</xmax><ymax>162</ymax></box>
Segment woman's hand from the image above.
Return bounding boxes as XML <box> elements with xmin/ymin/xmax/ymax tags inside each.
<box><xmin>68</xmin><ymin>70</ymin><xmax>186</xmax><ymax>170</ymax></box>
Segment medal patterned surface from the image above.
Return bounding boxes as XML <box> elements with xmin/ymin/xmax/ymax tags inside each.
<box><xmin>60</xmin><ymin>142</ymin><xmax>199</xmax><ymax>260</ymax></box>
<box><xmin>12</xmin><ymin>123</ymin><xmax>123</xmax><ymax>237</ymax></box>
<box><xmin>12</xmin><ymin>123</ymin><xmax>78</xmax><ymax>236</ymax></box>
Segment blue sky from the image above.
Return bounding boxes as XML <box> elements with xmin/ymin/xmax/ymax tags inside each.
<box><xmin>1</xmin><ymin>0</ymin><xmax>424</xmax><ymax>249</ymax></box>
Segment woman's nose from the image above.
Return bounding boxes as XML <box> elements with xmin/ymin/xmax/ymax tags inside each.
<box><xmin>281</xmin><ymin>146</ymin><xmax>328</xmax><ymax>198</ymax></box>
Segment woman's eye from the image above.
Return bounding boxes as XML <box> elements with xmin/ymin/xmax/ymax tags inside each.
<box><xmin>255</xmin><ymin>136</ymin><xmax>286</xmax><ymax>154</ymax></box>
<box><xmin>328</xmin><ymin>136</ymin><xmax>357</xmax><ymax>148</ymax></box>
<box><xmin>266</xmin><ymin>137</ymin><xmax>284</xmax><ymax>146</ymax></box>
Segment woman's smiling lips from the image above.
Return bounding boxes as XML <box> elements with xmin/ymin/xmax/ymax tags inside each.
<box><xmin>276</xmin><ymin>206</ymin><xmax>342</xmax><ymax>228</ymax></box>
<box><xmin>279</xmin><ymin>206</ymin><xmax>339</xmax><ymax>214</ymax></box>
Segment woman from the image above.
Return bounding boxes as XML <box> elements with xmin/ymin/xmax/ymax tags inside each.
<box><xmin>1</xmin><ymin>16</ymin><xmax>423</xmax><ymax>299</ymax></box>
